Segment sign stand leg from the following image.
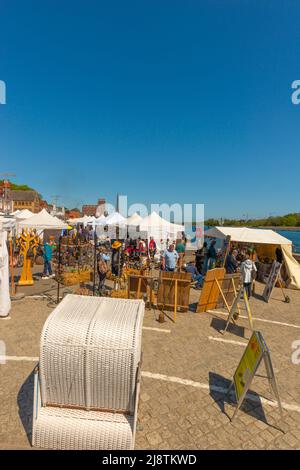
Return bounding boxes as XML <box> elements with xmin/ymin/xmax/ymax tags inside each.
<box><xmin>243</xmin><ymin>290</ymin><xmax>253</xmax><ymax>330</ymax></box>
<box><xmin>174</xmin><ymin>279</ymin><xmax>178</xmax><ymax>323</ymax></box>
<box><xmin>215</xmin><ymin>278</ymin><xmax>230</xmax><ymax>313</ymax></box>
<box><xmin>263</xmin><ymin>351</ymin><xmax>284</xmax><ymax>420</ymax></box>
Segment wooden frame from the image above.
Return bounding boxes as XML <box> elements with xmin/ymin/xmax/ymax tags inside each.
<box><xmin>156</xmin><ymin>271</ymin><xmax>192</xmax><ymax>322</ymax></box>
<box><xmin>216</xmin><ymin>273</ymin><xmax>240</xmax><ymax>309</ymax></box>
<box><xmin>196</xmin><ymin>268</ymin><xmax>226</xmax><ymax>313</ymax></box>
<box><xmin>127</xmin><ymin>274</ymin><xmax>152</xmax><ymax>301</ymax></box>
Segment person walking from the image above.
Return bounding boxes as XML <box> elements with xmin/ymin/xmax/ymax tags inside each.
<box><xmin>111</xmin><ymin>240</ymin><xmax>122</xmax><ymax>276</ymax></box>
<box><xmin>42</xmin><ymin>239</ymin><xmax>55</xmax><ymax>279</ymax></box>
<box><xmin>149</xmin><ymin>237</ymin><xmax>157</xmax><ymax>259</ymax></box>
<box><xmin>97</xmin><ymin>247</ymin><xmax>110</xmax><ymax>294</ymax></box>
<box><xmin>240</xmin><ymin>249</ymin><xmax>257</xmax><ymax>299</ymax></box>
<box><xmin>162</xmin><ymin>244</ymin><xmax>179</xmax><ymax>272</ymax></box>
<box><xmin>175</xmin><ymin>239</ymin><xmax>186</xmax><ymax>271</ymax></box>
<box><xmin>225</xmin><ymin>249</ymin><xmax>238</xmax><ymax>274</ymax></box>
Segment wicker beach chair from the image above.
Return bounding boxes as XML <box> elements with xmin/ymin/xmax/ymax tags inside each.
<box><xmin>32</xmin><ymin>294</ymin><xmax>144</xmax><ymax>450</ymax></box>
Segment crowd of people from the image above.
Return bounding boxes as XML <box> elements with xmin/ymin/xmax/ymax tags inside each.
<box><xmin>36</xmin><ymin>226</ymin><xmax>261</xmax><ymax>300</ymax></box>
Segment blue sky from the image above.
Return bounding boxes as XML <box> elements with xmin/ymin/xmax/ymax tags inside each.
<box><xmin>0</xmin><ymin>1</ymin><xmax>300</xmax><ymax>219</ymax></box>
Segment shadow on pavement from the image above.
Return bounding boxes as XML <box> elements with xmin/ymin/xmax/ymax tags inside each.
<box><xmin>210</xmin><ymin>316</ymin><xmax>246</xmax><ymax>338</ymax></box>
<box><xmin>208</xmin><ymin>371</ymin><xmax>269</xmax><ymax>425</ymax></box>
<box><xmin>17</xmin><ymin>369</ymin><xmax>35</xmax><ymax>446</ymax></box>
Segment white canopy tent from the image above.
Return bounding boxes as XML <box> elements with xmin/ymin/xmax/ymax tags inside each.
<box><xmin>0</xmin><ymin>216</ymin><xmax>16</xmax><ymax>232</ymax></box>
<box><xmin>126</xmin><ymin>212</ymin><xmax>143</xmax><ymax>226</ymax></box>
<box><xmin>15</xmin><ymin>209</ymin><xmax>34</xmax><ymax>220</ymax></box>
<box><xmin>204</xmin><ymin>226</ymin><xmax>300</xmax><ymax>289</ymax></box>
<box><xmin>19</xmin><ymin>209</ymin><xmax>68</xmax><ymax>231</ymax></box>
<box><xmin>204</xmin><ymin>226</ymin><xmax>292</xmax><ymax>246</ymax></box>
<box><xmin>140</xmin><ymin>212</ymin><xmax>184</xmax><ymax>250</ymax></box>
<box><xmin>0</xmin><ymin>227</ymin><xmax>11</xmax><ymax>317</ymax></box>
<box><xmin>105</xmin><ymin>212</ymin><xmax>127</xmax><ymax>226</ymax></box>
<box><xmin>95</xmin><ymin>212</ymin><xmax>127</xmax><ymax>239</ymax></box>
<box><xmin>90</xmin><ymin>215</ymin><xmax>106</xmax><ymax>225</ymax></box>
<box><xmin>68</xmin><ymin>215</ymin><xmax>95</xmax><ymax>226</ymax></box>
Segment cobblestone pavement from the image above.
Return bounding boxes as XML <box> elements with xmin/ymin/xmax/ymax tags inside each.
<box><xmin>0</xmin><ymin>282</ymin><xmax>299</xmax><ymax>449</ymax></box>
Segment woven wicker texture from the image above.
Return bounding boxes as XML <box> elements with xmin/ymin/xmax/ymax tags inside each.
<box><xmin>34</xmin><ymin>407</ymin><xmax>134</xmax><ymax>450</ymax></box>
<box><xmin>39</xmin><ymin>295</ymin><xmax>144</xmax><ymax>413</ymax></box>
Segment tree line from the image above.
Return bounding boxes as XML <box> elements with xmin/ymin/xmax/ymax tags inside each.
<box><xmin>205</xmin><ymin>213</ymin><xmax>300</xmax><ymax>227</ymax></box>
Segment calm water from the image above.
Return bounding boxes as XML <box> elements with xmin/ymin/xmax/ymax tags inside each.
<box><xmin>276</xmin><ymin>230</ymin><xmax>300</xmax><ymax>253</ymax></box>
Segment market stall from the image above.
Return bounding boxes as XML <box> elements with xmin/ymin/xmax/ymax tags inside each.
<box><xmin>0</xmin><ymin>223</ymin><xmax>11</xmax><ymax>317</ymax></box>
<box><xmin>95</xmin><ymin>211</ymin><xmax>127</xmax><ymax>239</ymax></box>
<box><xmin>204</xmin><ymin>226</ymin><xmax>300</xmax><ymax>289</ymax></box>
<box><xmin>19</xmin><ymin>208</ymin><xmax>68</xmax><ymax>237</ymax></box>
<box><xmin>139</xmin><ymin>211</ymin><xmax>184</xmax><ymax>250</ymax></box>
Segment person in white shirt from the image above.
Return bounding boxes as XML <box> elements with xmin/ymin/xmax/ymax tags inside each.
<box><xmin>240</xmin><ymin>250</ymin><xmax>257</xmax><ymax>299</ymax></box>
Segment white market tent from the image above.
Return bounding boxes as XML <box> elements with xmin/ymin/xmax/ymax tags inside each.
<box><xmin>15</xmin><ymin>209</ymin><xmax>34</xmax><ymax>220</ymax></box>
<box><xmin>105</xmin><ymin>212</ymin><xmax>127</xmax><ymax>226</ymax></box>
<box><xmin>19</xmin><ymin>209</ymin><xmax>68</xmax><ymax>230</ymax></box>
<box><xmin>68</xmin><ymin>215</ymin><xmax>95</xmax><ymax>226</ymax></box>
<box><xmin>91</xmin><ymin>215</ymin><xmax>106</xmax><ymax>225</ymax></box>
<box><xmin>204</xmin><ymin>226</ymin><xmax>292</xmax><ymax>246</ymax></box>
<box><xmin>126</xmin><ymin>212</ymin><xmax>143</xmax><ymax>226</ymax></box>
<box><xmin>0</xmin><ymin>228</ymin><xmax>11</xmax><ymax>317</ymax></box>
<box><xmin>0</xmin><ymin>216</ymin><xmax>16</xmax><ymax>231</ymax></box>
<box><xmin>140</xmin><ymin>212</ymin><xmax>184</xmax><ymax>249</ymax></box>
<box><xmin>204</xmin><ymin>226</ymin><xmax>300</xmax><ymax>289</ymax></box>
<box><xmin>95</xmin><ymin>212</ymin><xmax>127</xmax><ymax>239</ymax></box>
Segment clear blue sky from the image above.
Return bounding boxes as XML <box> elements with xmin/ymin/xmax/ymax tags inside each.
<box><xmin>1</xmin><ymin>1</ymin><xmax>300</xmax><ymax>219</ymax></box>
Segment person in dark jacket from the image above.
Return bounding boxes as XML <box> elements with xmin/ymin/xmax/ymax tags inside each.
<box><xmin>184</xmin><ymin>262</ymin><xmax>203</xmax><ymax>289</ymax></box>
<box><xmin>275</xmin><ymin>247</ymin><xmax>283</xmax><ymax>264</ymax></box>
<box><xmin>195</xmin><ymin>242</ymin><xmax>207</xmax><ymax>273</ymax></box>
<box><xmin>225</xmin><ymin>249</ymin><xmax>238</xmax><ymax>274</ymax></box>
<box><xmin>207</xmin><ymin>240</ymin><xmax>217</xmax><ymax>270</ymax></box>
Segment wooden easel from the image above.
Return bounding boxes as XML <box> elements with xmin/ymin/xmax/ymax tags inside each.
<box><xmin>222</xmin><ymin>285</ymin><xmax>253</xmax><ymax>335</ymax></box>
<box><xmin>157</xmin><ymin>271</ymin><xmax>191</xmax><ymax>322</ymax></box>
<box><xmin>216</xmin><ymin>273</ymin><xmax>240</xmax><ymax>309</ymax></box>
<box><xmin>197</xmin><ymin>268</ymin><xmax>227</xmax><ymax>313</ymax></box>
<box><xmin>127</xmin><ymin>274</ymin><xmax>152</xmax><ymax>302</ymax></box>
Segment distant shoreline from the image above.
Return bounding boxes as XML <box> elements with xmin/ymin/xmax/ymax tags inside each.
<box><xmin>257</xmin><ymin>226</ymin><xmax>300</xmax><ymax>231</ymax></box>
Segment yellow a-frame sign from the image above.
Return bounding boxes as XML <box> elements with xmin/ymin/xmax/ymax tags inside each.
<box><xmin>227</xmin><ymin>331</ymin><xmax>283</xmax><ymax>422</ymax></box>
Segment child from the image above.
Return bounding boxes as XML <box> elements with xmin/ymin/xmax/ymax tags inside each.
<box><xmin>240</xmin><ymin>249</ymin><xmax>257</xmax><ymax>298</ymax></box>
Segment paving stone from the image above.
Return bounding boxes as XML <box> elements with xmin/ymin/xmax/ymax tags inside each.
<box><xmin>1</xmin><ymin>283</ymin><xmax>300</xmax><ymax>450</ymax></box>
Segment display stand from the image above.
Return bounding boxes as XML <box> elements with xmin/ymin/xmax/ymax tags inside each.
<box><xmin>197</xmin><ymin>268</ymin><xmax>228</xmax><ymax>313</ymax></box>
<box><xmin>263</xmin><ymin>261</ymin><xmax>290</xmax><ymax>303</ymax></box>
<box><xmin>16</xmin><ymin>230</ymin><xmax>40</xmax><ymax>286</ymax></box>
<box><xmin>157</xmin><ymin>271</ymin><xmax>191</xmax><ymax>322</ymax></box>
<box><xmin>127</xmin><ymin>274</ymin><xmax>152</xmax><ymax>301</ymax></box>
<box><xmin>227</xmin><ymin>331</ymin><xmax>283</xmax><ymax>423</ymax></box>
<box><xmin>222</xmin><ymin>285</ymin><xmax>253</xmax><ymax>335</ymax></box>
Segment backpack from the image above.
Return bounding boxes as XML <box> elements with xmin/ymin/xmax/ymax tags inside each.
<box><xmin>98</xmin><ymin>256</ymin><xmax>108</xmax><ymax>275</ymax></box>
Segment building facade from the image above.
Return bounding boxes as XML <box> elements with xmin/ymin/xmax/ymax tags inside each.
<box><xmin>11</xmin><ymin>190</ymin><xmax>41</xmax><ymax>213</ymax></box>
<box><xmin>82</xmin><ymin>198</ymin><xmax>106</xmax><ymax>217</ymax></box>
<box><xmin>67</xmin><ymin>208</ymin><xmax>82</xmax><ymax>219</ymax></box>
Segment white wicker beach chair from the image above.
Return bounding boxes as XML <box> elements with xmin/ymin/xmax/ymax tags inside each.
<box><xmin>32</xmin><ymin>294</ymin><xmax>144</xmax><ymax>450</ymax></box>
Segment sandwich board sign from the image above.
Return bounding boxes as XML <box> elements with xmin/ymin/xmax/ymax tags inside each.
<box><xmin>262</xmin><ymin>261</ymin><xmax>282</xmax><ymax>303</ymax></box>
<box><xmin>228</xmin><ymin>331</ymin><xmax>283</xmax><ymax>422</ymax></box>
<box><xmin>222</xmin><ymin>285</ymin><xmax>253</xmax><ymax>335</ymax></box>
